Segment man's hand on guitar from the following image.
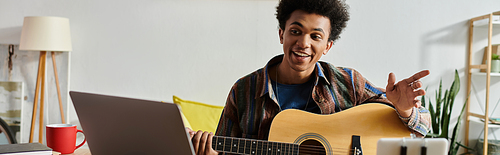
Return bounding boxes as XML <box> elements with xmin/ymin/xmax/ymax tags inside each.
<box><xmin>186</xmin><ymin>127</ymin><xmax>219</xmax><ymax>155</ymax></box>
<box><xmin>386</xmin><ymin>70</ymin><xmax>430</xmax><ymax>118</ymax></box>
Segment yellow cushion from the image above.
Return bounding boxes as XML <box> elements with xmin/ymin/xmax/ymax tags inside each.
<box><xmin>173</xmin><ymin>96</ymin><xmax>224</xmax><ymax>133</ymax></box>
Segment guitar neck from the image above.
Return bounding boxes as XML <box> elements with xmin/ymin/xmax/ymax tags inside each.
<box><xmin>212</xmin><ymin>136</ymin><xmax>299</xmax><ymax>155</ymax></box>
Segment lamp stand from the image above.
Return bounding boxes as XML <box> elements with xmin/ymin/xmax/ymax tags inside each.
<box><xmin>29</xmin><ymin>51</ymin><xmax>66</xmax><ymax>143</ymax></box>
<box><xmin>29</xmin><ymin>51</ymin><xmax>45</xmax><ymax>143</ymax></box>
<box><xmin>52</xmin><ymin>51</ymin><xmax>66</xmax><ymax>124</ymax></box>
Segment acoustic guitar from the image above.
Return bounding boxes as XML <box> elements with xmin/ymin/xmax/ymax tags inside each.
<box><xmin>211</xmin><ymin>103</ymin><xmax>412</xmax><ymax>155</ymax></box>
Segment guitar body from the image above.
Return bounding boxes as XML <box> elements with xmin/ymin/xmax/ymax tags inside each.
<box><xmin>268</xmin><ymin>103</ymin><xmax>411</xmax><ymax>155</ymax></box>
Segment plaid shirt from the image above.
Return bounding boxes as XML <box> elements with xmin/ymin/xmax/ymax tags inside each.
<box><xmin>216</xmin><ymin>55</ymin><xmax>430</xmax><ymax>141</ymax></box>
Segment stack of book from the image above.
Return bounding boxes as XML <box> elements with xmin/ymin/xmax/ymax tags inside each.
<box><xmin>480</xmin><ymin>117</ymin><xmax>500</xmax><ymax>125</ymax></box>
<box><xmin>0</xmin><ymin>143</ymin><xmax>52</xmax><ymax>155</ymax></box>
<box><xmin>489</xmin><ymin>118</ymin><xmax>500</xmax><ymax>124</ymax></box>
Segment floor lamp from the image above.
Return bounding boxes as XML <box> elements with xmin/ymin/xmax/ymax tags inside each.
<box><xmin>19</xmin><ymin>16</ymin><xmax>72</xmax><ymax>143</ymax></box>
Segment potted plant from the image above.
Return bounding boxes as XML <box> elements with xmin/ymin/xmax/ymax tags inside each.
<box><xmin>422</xmin><ymin>69</ymin><xmax>475</xmax><ymax>155</ymax></box>
<box><xmin>491</xmin><ymin>54</ymin><xmax>500</xmax><ymax>73</ymax></box>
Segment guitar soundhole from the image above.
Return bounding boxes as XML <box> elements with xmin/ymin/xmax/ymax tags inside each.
<box><xmin>299</xmin><ymin>139</ymin><xmax>326</xmax><ymax>155</ymax></box>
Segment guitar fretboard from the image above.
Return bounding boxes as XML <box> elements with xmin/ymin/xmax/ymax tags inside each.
<box><xmin>212</xmin><ymin>136</ymin><xmax>299</xmax><ymax>155</ymax></box>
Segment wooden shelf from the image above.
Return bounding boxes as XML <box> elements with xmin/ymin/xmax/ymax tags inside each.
<box><xmin>470</xmin><ymin>117</ymin><xmax>500</xmax><ymax>129</ymax></box>
<box><xmin>472</xmin><ymin>14</ymin><xmax>500</xmax><ymax>27</ymax></box>
<box><xmin>473</xmin><ymin>16</ymin><xmax>500</xmax><ymax>27</ymax></box>
<box><xmin>471</xmin><ymin>72</ymin><xmax>500</xmax><ymax>77</ymax></box>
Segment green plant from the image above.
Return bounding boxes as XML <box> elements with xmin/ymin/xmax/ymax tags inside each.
<box><xmin>492</xmin><ymin>53</ymin><xmax>500</xmax><ymax>60</ymax></box>
<box><xmin>422</xmin><ymin>69</ymin><xmax>474</xmax><ymax>155</ymax></box>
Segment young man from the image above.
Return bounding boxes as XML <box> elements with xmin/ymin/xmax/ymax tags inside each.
<box><xmin>188</xmin><ymin>0</ymin><xmax>431</xmax><ymax>154</ymax></box>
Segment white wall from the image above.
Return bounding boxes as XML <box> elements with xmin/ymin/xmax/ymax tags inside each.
<box><xmin>2</xmin><ymin>0</ymin><xmax>500</xmax><ymax>152</ymax></box>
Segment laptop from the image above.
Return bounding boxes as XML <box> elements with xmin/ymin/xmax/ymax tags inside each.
<box><xmin>70</xmin><ymin>91</ymin><xmax>195</xmax><ymax>155</ymax></box>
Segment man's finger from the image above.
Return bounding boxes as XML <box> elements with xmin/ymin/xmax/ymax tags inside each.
<box><xmin>387</xmin><ymin>72</ymin><xmax>396</xmax><ymax>91</ymax></box>
<box><xmin>404</xmin><ymin>70</ymin><xmax>430</xmax><ymax>84</ymax></box>
<box><xmin>414</xmin><ymin>89</ymin><xmax>426</xmax><ymax>97</ymax></box>
<box><xmin>413</xmin><ymin>80</ymin><xmax>423</xmax><ymax>89</ymax></box>
<box><xmin>193</xmin><ymin>130</ymin><xmax>203</xmax><ymax>154</ymax></box>
<box><xmin>206</xmin><ymin>132</ymin><xmax>215</xmax><ymax>154</ymax></box>
<box><xmin>414</xmin><ymin>99</ymin><xmax>422</xmax><ymax>108</ymax></box>
<box><xmin>186</xmin><ymin>127</ymin><xmax>195</xmax><ymax>139</ymax></box>
<box><xmin>198</xmin><ymin>131</ymin><xmax>209</xmax><ymax>155</ymax></box>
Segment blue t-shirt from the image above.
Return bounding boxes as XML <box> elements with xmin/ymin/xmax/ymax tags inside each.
<box><xmin>271</xmin><ymin>78</ymin><xmax>320</xmax><ymax>114</ymax></box>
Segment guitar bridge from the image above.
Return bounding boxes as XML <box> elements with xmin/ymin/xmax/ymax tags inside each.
<box><xmin>351</xmin><ymin>135</ymin><xmax>363</xmax><ymax>155</ymax></box>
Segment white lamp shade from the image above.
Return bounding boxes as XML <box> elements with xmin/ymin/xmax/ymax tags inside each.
<box><xmin>19</xmin><ymin>16</ymin><xmax>72</xmax><ymax>52</ymax></box>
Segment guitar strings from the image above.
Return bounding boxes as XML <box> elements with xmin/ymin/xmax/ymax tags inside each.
<box><xmin>291</xmin><ymin>147</ymin><xmax>356</xmax><ymax>155</ymax></box>
<box><xmin>216</xmin><ymin>143</ymin><xmax>355</xmax><ymax>154</ymax></box>
<box><xmin>217</xmin><ymin>143</ymin><xmax>354</xmax><ymax>151</ymax></box>
<box><xmin>299</xmin><ymin>144</ymin><xmax>354</xmax><ymax>153</ymax></box>
<box><xmin>214</xmin><ymin>137</ymin><xmax>356</xmax><ymax>154</ymax></box>
<box><xmin>216</xmin><ymin>146</ymin><xmax>357</xmax><ymax>155</ymax></box>
<box><xmin>300</xmin><ymin>144</ymin><xmax>354</xmax><ymax>150</ymax></box>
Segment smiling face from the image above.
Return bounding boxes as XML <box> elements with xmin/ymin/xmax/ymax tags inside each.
<box><xmin>279</xmin><ymin>10</ymin><xmax>334</xmax><ymax>76</ymax></box>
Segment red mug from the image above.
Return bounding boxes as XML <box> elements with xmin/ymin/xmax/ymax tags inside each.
<box><xmin>46</xmin><ymin>124</ymin><xmax>86</xmax><ymax>154</ymax></box>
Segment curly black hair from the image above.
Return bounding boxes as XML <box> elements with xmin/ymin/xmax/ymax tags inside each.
<box><xmin>276</xmin><ymin>0</ymin><xmax>350</xmax><ymax>42</ymax></box>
